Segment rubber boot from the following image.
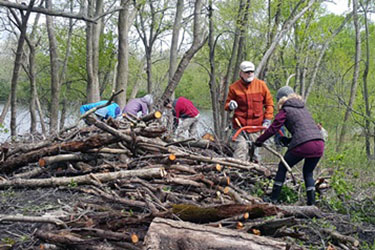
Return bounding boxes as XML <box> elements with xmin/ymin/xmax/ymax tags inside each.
<box><xmin>270</xmin><ymin>184</ymin><xmax>283</xmax><ymax>203</ymax></box>
<box><xmin>306</xmin><ymin>189</ymin><xmax>315</xmax><ymax>206</ymax></box>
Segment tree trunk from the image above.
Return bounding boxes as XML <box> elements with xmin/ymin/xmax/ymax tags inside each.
<box><xmin>219</xmin><ymin>0</ymin><xmax>244</xmax><ymax>141</ymax></box>
<box><xmin>46</xmin><ymin>0</ymin><xmax>61</xmax><ymax>133</ymax></box>
<box><xmin>144</xmin><ymin>217</ymin><xmax>287</xmax><ymax>250</ymax></box>
<box><xmin>360</xmin><ymin>1</ymin><xmax>372</xmax><ymax>159</ymax></box>
<box><xmin>169</xmin><ymin>0</ymin><xmax>184</xmax><ymax>100</ymax></box>
<box><xmin>208</xmin><ymin>0</ymin><xmax>219</xmax><ymax>138</ymax></box>
<box><xmin>9</xmin><ymin>1</ymin><xmax>35</xmax><ymax>137</ymax></box>
<box><xmin>161</xmin><ymin>0</ymin><xmax>206</xmax><ymax>102</ymax></box>
<box><xmin>337</xmin><ymin>1</ymin><xmax>360</xmax><ymax>151</ymax></box>
<box><xmin>59</xmin><ymin>0</ymin><xmax>74</xmax><ymax>130</ymax></box>
<box><xmin>0</xmin><ymin>93</ymin><xmax>10</xmax><ymax>124</ymax></box>
<box><xmin>115</xmin><ymin>0</ymin><xmax>135</xmax><ymax>109</ymax></box>
<box><xmin>86</xmin><ymin>0</ymin><xmax>103</xmax><ymax>102</ymax></box>
<box><xmin>233</xmin><ymin>0</ymin><xmax>250</xmax><ymax>80</ymax></box>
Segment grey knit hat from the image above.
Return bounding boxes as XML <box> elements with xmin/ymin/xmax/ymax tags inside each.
<box><xmin>276</xmin><ymin>86</ymin><xmax>294</xmax><ymax>101</ymax></box>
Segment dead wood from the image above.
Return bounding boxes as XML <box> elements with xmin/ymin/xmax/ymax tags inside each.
<box><xmin>171</xmin><ymin>203</ymin><xmax>282</xmax><ymax>223</ymax></box>
<box><xmin>247</xmin><ymin>216</ymin><xmax>299</xmax><ymax>236</ymax></box>
<box><xmin>35</xmin><ymin>229</ymin><xmax>121</xmax><ymax>250</ymax></box>
<box><xmin>322</xmin><ymin>228</ymin><xmax>360</xmax><ymax>247</ymax></box>
<box><xmin>0</xmin><ymin>116</ymin><xmax>370</xmax><ymax>249</ymax></box>
<box><xmin>140</xmin><ymin>110</ymin><xmax>162</xmax><ymax>122</ymax></box>
<box><xmin>38</xmin><ymin>153</ymin><xmax>95</xmax><ymax>167</ymax></box>
<box><xmin>0</xmin><ymin>214</ymin><xmax>66</xmax><ymax>227</ymax></box>
<box><xmin>278</xmin><ymin>205</ymin><xmax>323</xmax><ymax>218</ymax></box>
<box><xmin>143</xmin><ymin>217</ymin><xmax>288</xmax><ymax>250</ymax></box>
<box><xmin>0</xmin><ymin>168</ymin><xmax>166</xmax><ymax>188</ymax></box>
<box><xmin>80</xmin><ymin>186</ymin><xmax>148</xmax><ymax>209</ymax></box>
<box><xmin>0</xmin><ymin>134</ymin><xmax>121</xmax><ymax>174</ymax></box>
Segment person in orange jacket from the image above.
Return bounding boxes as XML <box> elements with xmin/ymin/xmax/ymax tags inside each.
<box><xmin>225</xmin><ymin>61</ymin><xmax>274</xmax><ymax>162</ymax></box>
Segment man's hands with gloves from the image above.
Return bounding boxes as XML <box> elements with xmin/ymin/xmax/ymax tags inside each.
<box><xmin>228</xmin><ymin>100</ymin><xmax>238</xmax><ymax>111</ymax></box>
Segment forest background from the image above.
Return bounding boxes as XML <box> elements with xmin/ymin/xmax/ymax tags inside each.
<box><xmin>0</xmin><ymin>0</ymin><xmax>375</xmax><ymax>238</ymax></box>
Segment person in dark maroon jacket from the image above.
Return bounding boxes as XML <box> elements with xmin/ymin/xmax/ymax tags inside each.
<box><xmin>254</xmin><ymin>86</ymin><xmax>324</xmax><ymax>205</ymax></box>
<box><xmin>164</xmin><ymin>97</ymin><xmax>200</xmax><ymax>139</ymax></box>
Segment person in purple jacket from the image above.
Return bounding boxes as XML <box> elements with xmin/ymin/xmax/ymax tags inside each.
<box><xmin>122</xmin><ymin>94</ymin><xmax>153</xmax><ymax>117</ymax></box>
<box><xmin>254</xmin><ymin>86</ymin><xmax>324</xmax><ymax>205</ymax></box>
<box><xmin>164</xmin><ymin>97</ymin><xmax>200</xmax><ymax>139</ymax></box>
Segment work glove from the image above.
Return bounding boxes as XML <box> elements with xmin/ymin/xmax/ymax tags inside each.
<box><xmin>262</xmin><ymin>119</ymin><xmax>271</xmax><ymax>128</ymax></box>
<box><xmin>279</xmin><ymin>136</ymin><xmax>292</xmax><ymax>147</ymax></box>
<box><xmin>254</xmin><ymin>140</ymin><xmax>263</xmax><ymax>147</ymax></box>
<box><xmin>228</xmin><ymin>100</ymin><xmax>238</xmax><ymax>111</ymax></box>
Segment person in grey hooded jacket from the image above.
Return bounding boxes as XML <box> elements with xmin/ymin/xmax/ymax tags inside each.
<box><xmin>122</xmin><ymin>94</ymin><xmax>153</xmax><ymax>117</ymax></box>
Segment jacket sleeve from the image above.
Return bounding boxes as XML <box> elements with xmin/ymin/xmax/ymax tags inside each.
<box><xmin>263</xmin><ymin>84</ymin><xmax>274</xmax><ymax>120</ymax></box>
<box><xmin>80</xmin><ymin>105</ymin><xmax>88</xmax><ymax>115</ymax></box>
<box><xmin>141</xmin><ymin>102</ymin><xmax>149</xmax><ymax>116</ymax></box>
<box><xmin>257</xmin><ymin>110</ymin><xmax>286</xmax><ymax>143</ymax></box>
<box><xmin>224</xmin><ymin>87</ymin><xmax>235</xmax><ymax>111</ymax></box>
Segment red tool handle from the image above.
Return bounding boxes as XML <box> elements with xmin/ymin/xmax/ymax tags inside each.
<box><xmin>232</xmin><ymin>125</ymin><xmax>266</xmax><ymax>141</ymax></box>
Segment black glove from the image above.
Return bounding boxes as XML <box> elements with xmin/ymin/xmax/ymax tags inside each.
<box><xmin>280</xmin><ymin>136</ymin><xmax>292</xmax><ymax>147</ymax></box>
<box><xmin>254</xmin><ymin>141</ymin><xmax>263</xmax><ymax>147</ymax></box>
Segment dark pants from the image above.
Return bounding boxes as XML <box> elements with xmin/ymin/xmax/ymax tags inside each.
<box><xmin>274</xmin><ymin>150</ymin><xmax>321</xmax><ymax>189</ymax></box>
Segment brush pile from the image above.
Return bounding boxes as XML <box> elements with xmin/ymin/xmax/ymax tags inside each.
<box><xmin>0</xmin><ymin>113</ymin><xmax>373</xmax><ymax>249</ymax></box>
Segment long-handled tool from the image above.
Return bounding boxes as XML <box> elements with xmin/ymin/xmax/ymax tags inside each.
<box><xmin>233</xmin><ymin>118</ymin><xmax>264</xmax><ymax>162</ymax></box>
<box><xmin>262</xmin><ymin>144</ymin><xmax>296</xmax><ymax>185</ymax></box>
<box><xmin>233</xmin><ymin>118</ymin><xmax>296</xmax><ymax>185</ymax></box>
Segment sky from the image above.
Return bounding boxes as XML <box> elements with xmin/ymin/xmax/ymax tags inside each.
<box><xmin>323</xmin><ymin>0</ymin><xmax>351</xmax><ymax>15</ymax></box>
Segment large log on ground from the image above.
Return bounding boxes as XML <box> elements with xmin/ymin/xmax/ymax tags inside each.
<box><xmin>143</xmin><ymin>217</ymin><xmax>287</xmax><ymax>250</ymax></box>
<box><xmin>0</xmin><ymin>134</ymin><xmax>121</xmax><ymax>174</ymax></box>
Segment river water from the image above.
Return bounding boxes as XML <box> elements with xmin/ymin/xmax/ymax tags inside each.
<box><xmin>0</xmin><ymin>104</ymin><xmax>214</xmax><ymax>142</ymax></box>
<box><xmin>0</xmin><ymin>103</ymin><xmax>81</xmax><ymax>142</ymax></box>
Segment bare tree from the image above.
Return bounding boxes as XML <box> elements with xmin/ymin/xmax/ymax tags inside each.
<box><xmin>337</xmin><ymin>0</ymin><xmax>361</xmax><ymax>151</ymax></box>
<box><xmin>23</xmin><ymin>6</ymin><xmax>43</xmax><ymax>134</ymax></box>
<box><xmin>59</xmin><ymin>0</ymin><xmax>75</xmax><ymax>130</ymax></box>
<box><xmin>219</xmin><ymin>0</ymin><xmax>247</xmax><ymax>140</ymax></box>
<box><xmin>8</xmin><ymin>1</ymin><xmax>35</xmax><ymax>137</ymax></box>
<box><xmin>135</xmin><ymin>0</ymin><xmax>170</xmax><ymax>94</ymax></box>
<box><xmin>359</xmin><ymin>0</ymin><xmax>372</xmax><ymax>159</ymax></box>
<box><xmin>45</xmin><ymin>0</ymin><xmax>61</xmax><ymax>133</ymax></box>
<box><xmin>114</xmin><ymin>0</ymin><xmax>137</xmax><ymax>109</ymax></box>
<box><xmin>168</xmin><ymin>0</ymin><xmax>184</xmax><ymax>100</ymax></box>
<box><xmin>208</xmin><ymin>0</ymin><xmax>219</xmax><ymax>137</ymax></box>
<box><xmin>86</xmin><ymin>0</ymin><xmax>103</xmax><ymax>102</ymax></box>
<box><xmin>160</xmin><ymin>0</ymin><xmax>207</xmax><ymax>101</ymax></box>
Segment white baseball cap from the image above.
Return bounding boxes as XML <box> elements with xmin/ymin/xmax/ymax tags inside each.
<box><xmin>239</xmin><ymin>61</ymin><xmax>255</xmax><ymax>72</ymax></box>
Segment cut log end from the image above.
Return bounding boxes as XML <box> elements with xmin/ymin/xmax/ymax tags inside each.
<box><xmin>168</xmin><ymin>154</ymin><xmax>176</xmax><ymax>161</ymax></box>
<box><xmin>154</xmin><ymin>111</ymin><xmax>162</xmax><ymax>119</ymax></box>
<box><xmin>38</xmin><ymin>158</ymin><xmax>46</xmax><ymax>167</ymax></box>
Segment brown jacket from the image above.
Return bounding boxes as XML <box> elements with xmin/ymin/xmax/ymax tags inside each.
<box><xmin>225</xmin><ymin>78</ymin><xmax>274</xmax><ymax>132</ymax></box>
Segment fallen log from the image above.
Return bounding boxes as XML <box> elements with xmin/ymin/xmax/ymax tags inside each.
<box><xmin>38</xmin><ymin>153</ymin><xmax>96</xmax><ymax>167</ymax></box>
<box><xmin>0</xmin><ymin>168</ymin><xmax>166</xmax><ymax>188</ymax></box>
<box><xmin>0</xmin><ymin>214</ymin><xmax>66</xmax><ymax>227</ymax></box>
<box><xmin>322</xmin><ymin>228</ymin><xmax>360</xmax><ymax>248</ymax></box>
<box><xmin>171</xmin><ymin>203</ymin><xmax>282</xmax><ymax>223</ymax></box>
<box><xmin>278</xmin><ymin>205</ymin><xmax>322</xmax><ymax>218</ymax></box>
<box><xmin>143</xmin><ymin>217</ymin><xmax>288</xmax><ymax>250</ymax></box>
<box><xmin>0</xmin><ymin>134</ymin><xmax>121</xmax><ymax>174</ymax></box>
<box><xmin>140</xmin><ymin>110</ymin><xmax>162</xmax><ymax>122</ymax></box>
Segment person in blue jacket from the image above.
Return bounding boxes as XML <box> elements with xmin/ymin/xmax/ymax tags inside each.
<box><xmin>80</xmin><ymin>101</ymin><xmax>121</xmax><ymax>120</ymax></box>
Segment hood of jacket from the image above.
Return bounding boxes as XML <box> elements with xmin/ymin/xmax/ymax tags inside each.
<box><xmin>141</xmin><ymin>94</ymin><xmax>153</xmax><ymax>105</ymax></box>
<box><xmin>278</xmin><ymin>94</ymin><xmax>304</xmax><ymax>110</ymax></box>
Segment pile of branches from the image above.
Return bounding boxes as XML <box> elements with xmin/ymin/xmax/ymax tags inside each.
<box><xmin>0</xmin><ymin>113</ymin><xmax>370</xmax><ymax>249</ymax></box>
